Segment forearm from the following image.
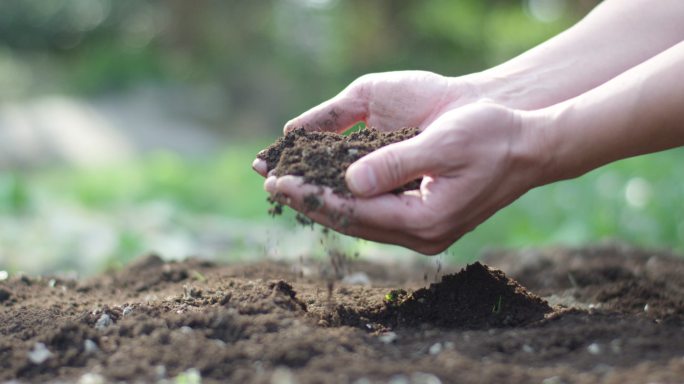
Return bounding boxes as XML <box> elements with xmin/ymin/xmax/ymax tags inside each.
<box><xmin>533</xmin><ymin>41</ymin><xmax>684</xmax><ymax>185</ymax></box>
<box><xmin>469</xmin><ymin>0</ymin><xmax>684</xmax><ymax>110</ymax></box>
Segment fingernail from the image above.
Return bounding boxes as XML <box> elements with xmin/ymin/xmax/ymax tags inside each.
<box><xmin>346</xmin><ymin>163</ymin><xmax>376</xmax><ymax>196</ymax></box>
<box><xmin>283</xmin><ymin>120</ymin><xmax>295</xmax><ymax>134</ymax></box>
<box><xmin>264</xmin><ymin>176</ymin><xmax>277</xmax><ymax>193</ymax></box>
<box><xmin>252</xmin><ymin>158</ymin><xmax>263</xmax><ymax>171</ymax></box>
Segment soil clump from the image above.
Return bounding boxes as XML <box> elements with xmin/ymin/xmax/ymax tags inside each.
<box><xmin>257</xmin><ymin>127</ymin><xmax>421</xmax><ymax>196</ymax></box>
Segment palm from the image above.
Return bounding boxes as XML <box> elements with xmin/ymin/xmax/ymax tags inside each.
<box><xmin>283</xmin><ymin>71</ymin><xmax>475</xmax><ymax>134</ymax></box>
<box><xmin>361</xmin><ymin>71</ymin><xmax>461</xmax><ymax>131</ymax></box>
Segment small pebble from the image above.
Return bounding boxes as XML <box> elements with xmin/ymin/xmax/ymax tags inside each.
<box><xmin>122</xmin><ymin>306</ymin><xmax>134</xmax><ymax>317</ymax></box>
<box><xmin>379</xmin><ymin>332</ymin><xmax>398</xmax><ymax>344</ymax></box>
<box><xmin>388</xmin><ymin>375</ymin><xmax>409</xmax><ymax>384</ymax></box>
<box><xmin>0</xmin><ymin>270</ymin><xmax>8</xmax><ymax>280</ymax></box>
<box><xmin>542</xmin><ymin>377</ymin><xmax>564</xmax><ymax>384</ymax></box>
<box><xmin>428</xmin><ymin>342</ymin><xmax>442</xmax><ymax>355</ymax></box>
<box><xmin>84</xmin><ymin>339</ymin><xmax>99</xmax><ymax>354</ymax></box>
<box><xmin>522</xmin><ymin>344</ymin><xmax>534</xmax><ymax>353</ymax></box>
<box><xmin>28</xmin><ymin>342</ymin><xmax>52</xmax><ymax>364</ymax></box>
<box><xmin>78</xmin><ymin>373</ymin><xmax>105</xmax><ymax>384</ymax></box>
<box><xmin>95</xmin><ymin>314</ymin><xmax>113</xmax><ymax>330</ymax></box>
<box><xmin>412</xmin><ymin>372</ymin><xmax>442</xmax><ymax>384</ymax></box>
<box><xmin>270</xmin><ymin>367</ymin><xmax>296</xmax><ymax>384</ymax></box>
<box><xmin>180</xmin><ymin>326</ymin><xmax>193</xmax><ymax>334</ymax></box>
<box><xmin>587</xmin><ymin>342</ymin><xmax>601</xmax><ymax>355</ymax></box>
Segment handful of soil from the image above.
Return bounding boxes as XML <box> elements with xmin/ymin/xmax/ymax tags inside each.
<box><xmin>257</xmin><ymin>127</ymin><xmax>421</xmax><ymax>196</ymax></box>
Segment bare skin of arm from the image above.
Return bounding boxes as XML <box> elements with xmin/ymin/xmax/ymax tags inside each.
<box><xmin>476</xmin><ymin>0</ymin><xmax>684</xmax><ymax>110</ymax></box>
<box><xmin>265</xmin><ymin>41</ymin><xmax>684</xmax><ymax>254</ymax></box>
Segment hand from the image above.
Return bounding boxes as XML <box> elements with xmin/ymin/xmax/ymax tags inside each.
<box><xmin>264</xmin><ymin>103</ymin><xmax>547</xmax><ymax>254</ymax></box>
<box><xmin>252</xmin><ymin>70</ymin><xmax>483</xmax><ymax>176</ymax></box>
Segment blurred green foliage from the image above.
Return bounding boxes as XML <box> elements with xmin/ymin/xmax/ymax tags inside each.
<box><xmin>35</xmin><ymin>143</ymin><xmax>270</xmax><ymax>218</ymax></box>
<box><xmin>7</xmin><ymin>144</ymin><xmax>683</xmax><ymax>265</ymax></box>
<box><xmin>0</xmin><ymin>0</ymin><xmax>592</xmax><ymax>136</ymax></box>
<box><xmin>0</xmin><ymin>174</ymin><xmax>31</xmax><ymax>214</ymax></box>
<box><xmin>1</xmin><ymin>0</ymin><xmax>682</xmax><ymax>274</ymax></box>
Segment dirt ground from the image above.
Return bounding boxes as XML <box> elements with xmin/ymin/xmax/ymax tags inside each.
<box><xmin>2</xmin><ymin>244</ymin><xmax>684</xmax><ymax>384</ymax></box>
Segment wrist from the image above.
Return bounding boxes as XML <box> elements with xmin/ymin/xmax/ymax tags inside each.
<box><xmin>456</xmin><ymin>71</ymin><xmax>509</xmax><ymax>106</ymax></box>
<box><xmin>521</xmin><ymin>104</ymin><xmax>589</xmax><ymax>188</ymax></box>
<box><xmin>464</xmin><ymin>66</ymin><xmax>567</xmax><ymax>111</ymax></box>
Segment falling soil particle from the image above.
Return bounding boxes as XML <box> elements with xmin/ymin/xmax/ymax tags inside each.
<box><xmin>257</xmin><ymin>127</ymin><xmax>422</xmax><ymax>197</ymax></box>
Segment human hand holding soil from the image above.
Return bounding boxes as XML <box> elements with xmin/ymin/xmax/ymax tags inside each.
<box><xmin>262</xmin><ymin>103</ymin><xmax>542</xmax><ymax>254</ymax></box>
<box><xmin>254</xmin><ymin>0</ymin><xmax>684</xmax><ymax>254</ymax></box>
<box><xmin>252</xmin><ymin>70</ymin><xmax>482</xmax><ymax>177</ymax></box>
<box><xmin>258</xmin><ymin>39</ymin><xmax>684</xmax><ymax>254</ymax></box>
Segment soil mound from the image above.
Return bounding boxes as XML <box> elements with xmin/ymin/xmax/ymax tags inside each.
<box><xmin>257</xmin><ymin>127</ymin><xmax>421</xmax><ymax>196</ymax></box>
<box><xmin>387</xmin><ymin>262</ymin><xmax>551</xmax><ymax>328</ymax></box>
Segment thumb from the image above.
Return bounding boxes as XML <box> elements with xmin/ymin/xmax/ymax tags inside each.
<box><xmin>284</xmin><ymin>82</ymin><xmax>368</xmax><ymax>134</ymax></box>
<box><xmin>345</xmin><ymin>138</ymin><xmax>434</xmax><ymax>197</ymax></box>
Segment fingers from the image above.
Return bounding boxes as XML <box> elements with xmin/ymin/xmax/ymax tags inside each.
<box><xmin>345</xmin><ymin>135</ymin><xmax>438</xmax><ymax>197</ymax></box>
<box><xmin>264</xmin><ymin>175</ymin><xmax>450</xmax><ymax>254</ymax></box>
<box><xmin>283</xmin><ymin>82</ymin><xmax>369</xmax><ymax>134</ymax></box>
<box><xmin>268</xmin><ymin>176</ymin><xmax>411</xmax><ymax>228</ymax></box>
<box><xmin>252</xmin><ymin>158</ymin><xmax>268</xmax><ymax>177</ymax></box>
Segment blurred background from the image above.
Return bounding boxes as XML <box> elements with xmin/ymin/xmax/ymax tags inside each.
<box><xmin>0</xmin><ymin>0</ymin><xmax>682</xmax><ymax>276</ymax></box>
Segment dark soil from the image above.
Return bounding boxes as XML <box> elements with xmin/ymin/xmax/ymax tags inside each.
<box><xmin>384</xmin><ymin>262</ymin><xmax>551</xmax><ymax>328</ymax></box>
<box><xmin>2</xmin><ymin>245</ymin><xmax>684</xmax><ymax>383</ymax></box>
<box><xmin>257</xmin><ymin>127</ymin><xmax>421</xmax><ymax>196</ymax></box>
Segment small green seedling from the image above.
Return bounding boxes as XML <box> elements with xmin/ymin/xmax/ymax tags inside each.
<box><xmin>191</xmin><ymin>270</ymin><xmax>206</xmax><ymax>282</ymax></box>
<box><xmin>385</xmin><ymin>292</ymin><xmax>397</xmax><ymax>303</ymax></box>
<box><xmin>492</xmin><ymin>295</ymin><xmax>503</xmax><ymax>314</ymax></box>
<box><xmin>174</xmin><ymin>368</ymin><xmax>201</xmax><ymax>384</ymax></box>
<box><xmin>383</xmin><ymin>289</ymin><xmax>407</xmax><ymax>305</ymax></box>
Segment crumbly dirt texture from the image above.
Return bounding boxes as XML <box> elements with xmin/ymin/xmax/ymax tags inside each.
<box><xmin>2</xmin><ymin>245</ymin><xmax>684</xmax><ymax>383</ymax></box>
<box><xmin>257</xmin><ymin>127</ymin><xmax>422</xmax><ymax>196</ymax></box>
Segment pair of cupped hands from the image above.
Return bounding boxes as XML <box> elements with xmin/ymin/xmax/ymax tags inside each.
<box><xmin>252</xmin><ymin>71</ymin><xmax>547</xmax><ymax>254</ymax></box>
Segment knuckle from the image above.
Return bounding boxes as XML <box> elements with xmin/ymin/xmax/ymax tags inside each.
<box><xmin>347</xmin><ymin>74</ymin><xmax>376</xmax><ymax>98</ymax></box>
